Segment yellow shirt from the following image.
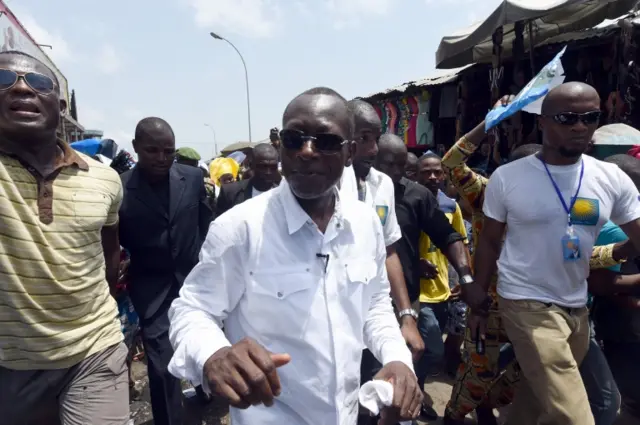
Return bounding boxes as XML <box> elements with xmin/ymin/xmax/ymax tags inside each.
<box><xmin>418</xmin><ymin>198</ymin><xmax>468</xmax><ymax>303</ymax></box>
<box><xmin>0</xmin><ymin>144</ymin><xmax>123</xmax><ymax>370</ymax></box>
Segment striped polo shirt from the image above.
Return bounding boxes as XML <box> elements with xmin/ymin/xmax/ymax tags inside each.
<box><xmin>0</xmin><ymin>142</ymin><xmax>123</xmax><ymax>370</ymax></box>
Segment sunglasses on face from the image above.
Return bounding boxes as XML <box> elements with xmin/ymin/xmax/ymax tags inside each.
<box><xmin>0</xmin><ymin>69</ymin><xmax>55</xmax><ymax>95</ymax></box>
<box><xmin>550</xmin><ymin>111</ymin><xmax>601</xmax><ymax>126</ymax></box>
<box><xmin>280</xmin><ymin>129</ymin><xmax>347</xmax><ymax>153</ymax></box>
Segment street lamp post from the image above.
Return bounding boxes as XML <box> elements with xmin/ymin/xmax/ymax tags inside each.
<box><xmin>204</xmin><ymin>123</ymin><xmax>218</xmax><ymax>158</ymax></box>
<box><xmin>210</xmin><ymin>32</ymin><xmax>252</xmax><ymax>143</ymax></box>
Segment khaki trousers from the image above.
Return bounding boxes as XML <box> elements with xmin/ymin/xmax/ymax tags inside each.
<box><xmin>0</xmin><ymin>343</ymin><xmax>130</xmax><ymax>425</ymax></box>
<box><xmin>499</xmin><ymin>297</ymin><xmax>593</xmax><ymax>425</ymax></box>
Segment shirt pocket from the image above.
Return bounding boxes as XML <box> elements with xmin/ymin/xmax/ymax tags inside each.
<box><xmin>72</xmin><ymin>190</ymin><xmax>109</xmax><ymax>228</ymax></box>
<box><xmin>343</xmin><ymin>259</ymin><xmax>377</xmax><ymax>326</ymax></box>
<box><xmin>246</xmin><ymin>268</ymin><xmax>317</xmax><ymax>342</ymax></box>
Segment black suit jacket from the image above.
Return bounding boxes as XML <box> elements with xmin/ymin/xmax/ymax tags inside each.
<box><xmin>119</xmin><ymin>163</ymin><xmax>213</xmax><ymax>320</ymax></box>
<box><xmin>215</xmin><ymin>178</ymin><xmax>253</xmax><ymax>217</ymax></box>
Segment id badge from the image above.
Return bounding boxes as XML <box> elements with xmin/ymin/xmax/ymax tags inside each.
<box><xmin>561</xmin><ymin>231</ymin><xmax>581</xmax><ymax>261</ymax></box>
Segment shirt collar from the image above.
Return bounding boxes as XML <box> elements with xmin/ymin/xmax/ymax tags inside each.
<box><xmin>279</xmin><ymin>179</ymin><xmax>344</xmax><ymax>235</ymax></box>
<box><xmin>365</xmin><ymin>166</ymin><xmax>383</xmax><ymax>186</ymax></box>
<box><xmin>0</xmin><ymin>139</ymin><xmax>89</xmax><ymax>172</ymax></box>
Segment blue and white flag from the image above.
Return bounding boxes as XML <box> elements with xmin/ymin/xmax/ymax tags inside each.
<box><xmin>485</xmin><ymin>45</ymin><xmax>567</xmax><ymax>131</ymax></box>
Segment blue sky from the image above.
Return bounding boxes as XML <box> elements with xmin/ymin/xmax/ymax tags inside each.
<box><xmin>13</xmin><ymin>0</ymin><xmax>502</xmax><ymax>158</ymax></box>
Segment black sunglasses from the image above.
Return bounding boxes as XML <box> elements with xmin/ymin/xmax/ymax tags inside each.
<box><xmin>0</xmin><ymin>69</ymin><xmax>55</xmax><ymax>95</ymax></box>
<box><xmin>280</xmin><ymin>129</ymin><xmax>347</xmax><ymax>153</ymax></box>
<box><xmin>550</xmin><ymin>111</ymin><xmax>601</xmax><ymax>126</ymax></box>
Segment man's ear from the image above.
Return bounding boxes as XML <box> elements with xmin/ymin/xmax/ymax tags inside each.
<box><xmin>345</xmin><ymin>140</ymin><xmax>355</xmax><ymax>167</ymax></box>
<box><xmin>132</xmin><ymin>139</ymin><xmax>139</xmax><ymax>154</ymax></box>
<box><xmin>537</xmin><ymin>115</ymin><xmax>545</xmax><ymax>132</ymax></box>
<box><xmin>59</xmin><ymin>99</ymin><xmax>67</xmax><ymax>115</ymax></box>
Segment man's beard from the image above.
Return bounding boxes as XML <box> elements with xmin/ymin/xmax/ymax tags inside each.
<box><xmin>558</xmin><ymin>146</ymin><xmax>585</xmax><ymax>159</ymax></box>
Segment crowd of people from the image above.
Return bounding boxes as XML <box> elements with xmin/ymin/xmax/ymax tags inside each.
<box><xmin>0</xmin><ymin>48</ymin><xmax>639</xmax><ymax>425</ymax></box>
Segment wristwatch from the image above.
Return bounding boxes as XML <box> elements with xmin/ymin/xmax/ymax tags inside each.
<box><xmin>397</xmin><ymin>308</ymin><xmax>419</xmax><ymax>321</ymax></box>
<box><xmin>460</xmin><ymin>274</ymin><xmax>474</xmax><ymax>285</ymax></box>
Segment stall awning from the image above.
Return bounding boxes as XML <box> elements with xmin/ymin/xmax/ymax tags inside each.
<box><xmin>436</xmin><ymin>0</ymin><xmax>637</xmax><ymax>69</ymax></box>
<box><xmin>220</xmin><ymin>141</ymin><xmax>261</xmax><ymax>155</ymax></box>
<box><xmin>360</xmin><ymin>64</ymin><xmax>476</xmax><ymax>101</ymax></box>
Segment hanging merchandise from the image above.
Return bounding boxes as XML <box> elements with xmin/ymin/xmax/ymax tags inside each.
<box><xmin>375</xmin><ymin>94</ymin><xmax>433</xmax><ymax>147</ymax></box>
<box><xmin>490</xmin><ymin>27</ymin><xmax>504</xmax><ymax>103</ymax></box>
<box><xmin>485</xmin><ymin>46</ymin><xmax>567</xmax><ymax>131</ymax></box>
<box><xmin>455</xmin><ymin>79</ymin><xmax>467</xmax><ymax>142</ymax></box>
<box><xmin>620</xmin><ymin>17</ymin><xmax>640</xmax><ymax>128</ymax></box>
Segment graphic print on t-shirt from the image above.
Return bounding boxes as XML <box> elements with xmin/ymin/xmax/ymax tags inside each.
<box><xmin>570</xmin><ymin>197</ymin><xmax>599</xmax><ymax>226</ymax></box>
<box><xmin>376</xmin><ymin>205</ymin><xmax>389</xmax><ymax>225</ymax></box>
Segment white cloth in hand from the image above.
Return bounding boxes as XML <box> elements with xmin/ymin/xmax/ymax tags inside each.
<box><xmin>358</xmin><ymin>380</ymin><xmax>412</xmax><ymax>425</ymax></box>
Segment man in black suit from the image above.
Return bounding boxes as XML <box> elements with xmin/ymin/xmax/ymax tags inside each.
<box><xmin>216</xmin><ymin>143</ymin><xmax>279</xmax><ymax>216</ymax></box>
<box><xmin>119</xmin><ymin>117</ymin><xmax>213</xmax><ymax>425</ymax></box>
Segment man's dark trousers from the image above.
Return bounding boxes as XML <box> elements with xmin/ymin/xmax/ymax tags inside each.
<box><xmin>140</xmin><ymin>294</ymin><xmax>183</xmax><ymax>425</ymax></box>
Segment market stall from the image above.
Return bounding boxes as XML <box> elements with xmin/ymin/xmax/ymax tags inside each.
<box><xmin>435</xmin><ymin>0</ymin><xmax>636</xmax><ymax>69</ymax></box>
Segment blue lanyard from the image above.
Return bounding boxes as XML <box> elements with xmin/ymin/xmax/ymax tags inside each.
<box><xmin>539</xmin><ymin>157</ymin><xmax>585</xmax><ymax>227</ymax></box>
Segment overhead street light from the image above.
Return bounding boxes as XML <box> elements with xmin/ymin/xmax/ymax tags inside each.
<box><xmin>209</xmin><ymin>32</ymin><xmax>252</xmax><ymax>143</ymax></box>
<box><xmin>204</xmin><ymin>123</ymin><xmax>218</xmax><ymax>158</ymax></box>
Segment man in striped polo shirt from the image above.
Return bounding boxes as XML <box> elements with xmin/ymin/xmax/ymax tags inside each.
<box><xmin>0</xmin><ymin>51</ymin><xmax>129</xmax><ymax>424</ymax></box>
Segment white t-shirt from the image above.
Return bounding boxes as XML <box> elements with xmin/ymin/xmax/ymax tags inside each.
<box><xmin>340</xmin><ymin>165</ymin><xmax>401</xmax><ymax>247</ymax></box>
<box><xmin>483</xmin><ymin>154</ymin><xmax>640</xmax><ymax>308</ymax></box>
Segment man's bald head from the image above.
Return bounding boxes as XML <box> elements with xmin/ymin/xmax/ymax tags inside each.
<box><xmin>538</xmin><ymin>82</ymin><xmax>601</xmax><ymax>162</ymax></box>
<box><xmin>251</xmin><ymin>143</ymin><xmax>280</xmax><ymax>191</ymax></box>
<box><xmin>378</xmin><ymin>133</ymin><xmax>407</xmax><ymax>155</ymax></box>
<box><xmin>348</xmin><ymin>99</ymin><xmax>381</xmax><ymax>135</ymax></box>
<box><xmin>135</xmin><ymin>117</ymin><xmax>175</xmax><ymax>140</ymax></box>
<box><xmin>253</xmin><ymin>143</ymin><xmax>278</xmax><ymax>161</ymax></box>
<box><xmin>407</xmin><ymin>152</ymin><xmax>419</xmax><ymax>165</ymax></box>
<box><xmin>376</xmin><ymin>134</ymin><xmax>408</xmax><ymax>183</ymax></box>
<box><xmin>541</xmin><ymin>82</ymin><xmax>600</xmax><ymax>116</ymax></box>
<box><xmin>405</xmin><ymin>152</ymin><xmax>419</xmax><ymax>181</ymax></box>
<box><xmin>282</xmin><ymin>87</ymin><xmax>354</xmax><ymax>139</ymax></box>
<box><xmin>348</xmin><ymin>99</ymin><xmax>382</xmax><ymax>179</ymax></box>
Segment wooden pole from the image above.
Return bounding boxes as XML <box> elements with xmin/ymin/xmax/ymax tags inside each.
<box><xmin>528</xmin><ymin>20</ymin><xmax>540</xmax><ymax>144</ymax></box>
<box><xmin>528</xmin><ymin>21</ymin><xmax>536</xmax><ymax>76</ymax></box>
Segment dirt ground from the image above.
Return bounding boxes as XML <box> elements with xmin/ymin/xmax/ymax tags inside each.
<box><xmin>129</xmin><ymin>360</ymin><xmax>496</xmax><ymax>425</ymax></box>
<box><xmin>130</xmin><ymin>360</ymin><xmax>640</xmax><ymax>425</ymax></box>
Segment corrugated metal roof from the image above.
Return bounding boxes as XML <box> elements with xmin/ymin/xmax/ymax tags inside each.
<box><xmin>537</xmin><ymin>13</ymin><xmax>629</xmax><ymax>46</ymax></box>
<box><xmin>360</xmin><ymin>63</ymin><xmax>475</xmax><ymax>101</ymax></box>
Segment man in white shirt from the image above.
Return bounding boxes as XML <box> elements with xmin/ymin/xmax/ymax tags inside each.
<box><xmin>469</xmin><ymin>82</ymin><xmax>640</xmax><ymax>425</ymax></box>
<box><xmin>341</xmin><ymin>100</ymin><xmax>424</xmax><ymax>424</ymax></box>
<box><xmin>168</xmin><ymin>87</ymin><xmax>421</xmax><ymax>425</ymax></box>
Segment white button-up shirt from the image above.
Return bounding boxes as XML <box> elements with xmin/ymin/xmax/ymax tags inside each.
<box><xmin>168</xmin><ymin>180</ymin><xmax>412</xmax><ymax>425</ymax></box>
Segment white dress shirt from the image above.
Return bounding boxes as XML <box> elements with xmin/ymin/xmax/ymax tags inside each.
<box><xmin>251</xmin><ymin>186</ymin><xmax>263</xmax><ymax>198</ymax></box>
<box><xmin>339</xmin><ymin>165</ymin><xmax>358</xmax><ymax>200</ymax></box>
<box><xmin>168</xmin><ymin>180</ymin><xmax>413</xmax><ymax>425</ymax></box>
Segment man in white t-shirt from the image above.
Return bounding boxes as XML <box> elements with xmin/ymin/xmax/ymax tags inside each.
<box><xmin>468</xmin><ymin>82</ymin><xmax>640</xmax><ymax>425</ymax></box>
